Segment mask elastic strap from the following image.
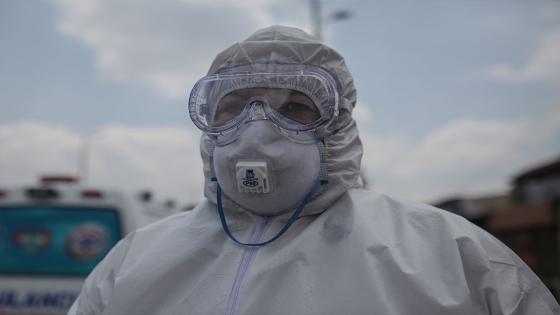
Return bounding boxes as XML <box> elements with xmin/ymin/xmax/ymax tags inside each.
<box><xmin>211</xmin><ymin>178</ymin><xmax>328</xmax><ymax>247</ymax></box>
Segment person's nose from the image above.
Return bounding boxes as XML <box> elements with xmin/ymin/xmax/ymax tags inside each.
<box><xmin>248</xmin><ymin>100</ymin><xmax>268</xmax><ymax>121</ymax></box>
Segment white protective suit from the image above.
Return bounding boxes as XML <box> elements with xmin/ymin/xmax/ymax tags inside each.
<box><xmin>69</xmin><ymin>26</ymin><xmax>560</xmax><ymax>315</ymax></box>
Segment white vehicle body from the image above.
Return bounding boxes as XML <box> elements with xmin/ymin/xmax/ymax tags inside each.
<box><xmin>0</xmin><ymin>178</ymin><xmax>147</xmax><ymax>315</ymax></box>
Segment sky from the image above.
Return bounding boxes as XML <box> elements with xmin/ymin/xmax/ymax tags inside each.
<box><xmin>1</xmin><ymin>0</ymin><xmax>559</xmax><ymax>206</ymax></box>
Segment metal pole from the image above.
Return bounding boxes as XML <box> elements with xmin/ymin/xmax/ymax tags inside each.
<box><xmin>78</xmin><ymin>135</ymin><xmax>91</xmax><ymax>184</ymax></box>
<box><xmin>310</xmin><ymin>0</ymin><xmax>323</xmax><ymax>41</ymax></box>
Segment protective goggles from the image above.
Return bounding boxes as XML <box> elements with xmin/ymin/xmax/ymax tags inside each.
<box><xmin>188</xmin><ymin>64</ymin><xmax>340</xmax><ymax>141</ymax></box>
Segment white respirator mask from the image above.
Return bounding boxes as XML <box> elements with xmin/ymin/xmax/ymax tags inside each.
<box><xmin>213</xmin><ymin>119</ymin><xmax>321</xmax><ymax>216</ymax></box>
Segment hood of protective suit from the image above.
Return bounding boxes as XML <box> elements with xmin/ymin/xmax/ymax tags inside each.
<box><xmin>200</xmin><ymin>25</ymin><xmax>363</xmax><ymax>217</ymax></box>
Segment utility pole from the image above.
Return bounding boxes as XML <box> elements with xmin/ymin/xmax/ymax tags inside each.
<box><xmin>310</xmin><ymin>0</ymin><xmax>352</xmax><ymax>42</ymax></box>
<box><xmin>78</xmin><ymin>135</ymin><xmax>91</xmax><ymax>184</ymax></box>
<box><xmin>310</xmin><ymin>0</ymin><xmax>323</xmax><ymax>41</ymax></box>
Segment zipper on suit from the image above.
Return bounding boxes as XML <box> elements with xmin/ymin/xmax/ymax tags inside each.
<box><xmin>225</xmin><ymin>216</ymin><xmax>268</xmax><ymax>315</ymax></box>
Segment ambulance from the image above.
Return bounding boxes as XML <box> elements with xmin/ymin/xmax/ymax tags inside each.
<box><xmin>0</xmin><ymin>176</ymin><xmax>163</xmax><ymax>315</ymax></box>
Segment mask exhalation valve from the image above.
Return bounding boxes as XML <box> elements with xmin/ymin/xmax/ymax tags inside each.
<box><xmin>235</xmin><ymin>160</ymin><xmax>270</xmax><ymax>193</ymax></box>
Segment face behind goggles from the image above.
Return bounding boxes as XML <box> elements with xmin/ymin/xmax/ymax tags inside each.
<box><xmin>188</xmin><ymin>64</ymin><xmax>340</xmax><ymax>143</ymax></box>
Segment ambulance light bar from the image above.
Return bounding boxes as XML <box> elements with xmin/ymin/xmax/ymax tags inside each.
<box><xmin>81</xmin><ymin>190</ymin><xmax>104</xmax><ymax>199</ymax></box>
<box><xmin>40</xmin><ymin>176</ymin><xmax>79</xmax><ymax>185</ymax></box>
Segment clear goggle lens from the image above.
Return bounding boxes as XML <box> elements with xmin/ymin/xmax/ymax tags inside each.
<box><xmin>188</xmin><ymin>64</ymin><xmax>339</xmax><ymax>136</ymax></box>
<box><xmin>213</xmin><ymin>88</ymin><xmax>320</xmax><ymax>127</ymax></box>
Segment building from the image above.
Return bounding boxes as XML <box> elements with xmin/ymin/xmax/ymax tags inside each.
<box><xmin>433</xmin><ymin>156</ymin><xmax>560</xmax><ymax>300</ymax></box>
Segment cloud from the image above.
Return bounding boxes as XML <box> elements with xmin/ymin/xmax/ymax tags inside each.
<box><xmin>485</xmin><ymin>30</ymin><xmax>560</xmax><ymax>84</ymax></box>
<box><xmin>0</xmin><ymin>122</ymin><xmax>81</xmax><ymax>185</ymax></box>
<box><xmin>2</xmin><ymin>105</ymin><xmax>558</xmax><ymax>207</ymax></box>
<box><xmin>0</xmin><ymin>122</ymin><xmax>204</xmax><ymax>205</ymax></box>
<box><xmin>49</xmin><ymin>0</ymin><xmax>307</xmax><ymax>100</ymax></box>
<box><xmin>89</xmin><ymin>125</ymin><xmax>203</xmax><ymax>203</ymax></box>
<box><xmin>353</xmin><ymin>101</ymin><xmax>374</xmax><ymax>129</ymax></box>
<box><xmin>361</xmin><ymin>105</ymin><xmax>560</xmax><ymax>202</ymax></box>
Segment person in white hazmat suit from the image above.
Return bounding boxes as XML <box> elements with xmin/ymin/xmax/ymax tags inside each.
<box><xmin>69</xmin><ymin>26</ymin><xmax>560</xmax><ymax>315</ymax></box>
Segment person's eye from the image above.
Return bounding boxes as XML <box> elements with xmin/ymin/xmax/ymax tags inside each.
<box><xmin>213</xmin><ymin>102</ymin><xmax>245</xmax><ymax>126</ymax></box>
<box><xmin>276</xmin><ymin>102</ymin><xmax>320</xmax><ymax>124</ymax></box>
<box><xmin>222</xmin><ymin>103</ymin><xmax>244</xmax><ymax>113</ymax></box>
